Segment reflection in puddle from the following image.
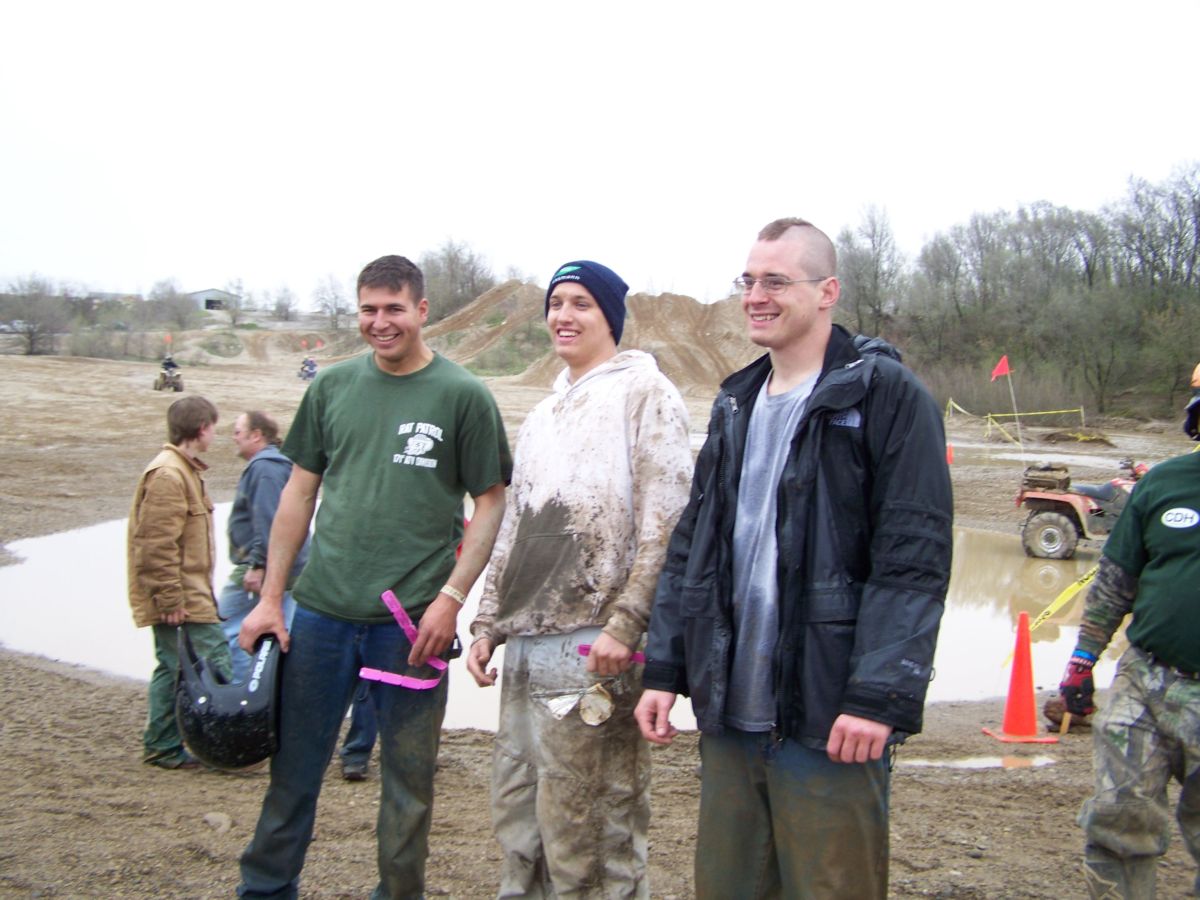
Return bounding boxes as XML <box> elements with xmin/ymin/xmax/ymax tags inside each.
<box><xmin>941</xmin><ymin>439</ymin><xmax>1133</xmax><ymax>474</ymax></box>
<box><xmin>935</xmin><ymin>529</ymin><xmax>1123</xmax><ymax>703</ymax></box>
<box><xmin>899</xmin><ymin>755</ymin><xmax>1056</xmax><ymax>770</ymax></box>
<box><xmin>0</xmin><ymin>523</ymin><xmax>1118</xmax><ymax>730</ymax></box>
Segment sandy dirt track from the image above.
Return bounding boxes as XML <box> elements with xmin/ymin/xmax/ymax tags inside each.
<box><xmin>0</xmin><ymin>344</ymin><xmax>1196</xmax><ymax>898</ymax></box>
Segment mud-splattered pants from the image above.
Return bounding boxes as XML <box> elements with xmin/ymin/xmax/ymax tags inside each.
<box><xmin>695</xmin><ymin>729</ymin><xmax>890</xmax><ymax>899</ymax></box>
<box><xmin>492</xmin><ymin>628</ymin><xmax>650</xmax><ymax>899</ymax></box>
<box><xmin>1079</xmin><ymin>644</ymin><xmax>1200</xmax><ymax>898</ymax></box>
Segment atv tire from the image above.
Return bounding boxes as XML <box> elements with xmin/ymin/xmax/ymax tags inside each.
<box><xmin>1022</xmin><ymin>511</ymin><xmax>1079</xmax><ymax>559</ymax></box>
<box><xmin>172</xmin><ymin>376</ymin><xmax>183</xmax><ymax>392</ymax></box>
<box><xmin>153</xmin><ymin>373</ymin><xmax>165</xmax><ymax>391</ymax></box>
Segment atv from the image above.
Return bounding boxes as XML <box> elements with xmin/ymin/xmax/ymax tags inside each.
<box><xmin>1015</xmin><ymin>458</ymin><xmax>1146</xmax><ymax>559</ymax></box>
<box><xmin>153</xmin><ymin>366</ymin><xmax>184</xmax><ymax>392</ymax></box>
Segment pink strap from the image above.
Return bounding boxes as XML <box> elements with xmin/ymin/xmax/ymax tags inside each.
<box><xmin>577</xmin><ymin>643</ymin><xmax>646</xmax><ymax>664</ymax></box>
<box><xmin>359</xmin><ymin>666</ymin><xmax>443</xmax><ymax>690</ymax></box>
<box><xmin>382</xmin><ymin>590</ymin><xmax>447</xmax><ymax>671</ymax></box>
<box><xmin>358</xmin><ymin>590</ymin><xmax>449</xmax><ymax>690</ymax></box>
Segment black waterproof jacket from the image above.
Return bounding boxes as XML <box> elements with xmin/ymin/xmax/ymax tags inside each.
<box><xmin>643</xmin><ymin>326</ymin><xmax>953</xmax><ymax>748</ymax></box>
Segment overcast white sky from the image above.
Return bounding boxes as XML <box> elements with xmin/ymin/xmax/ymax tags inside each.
<box><xmin>2</xmin><ymin>1</ymin><xmax>1197</xmax><ymax>305</ymax></box>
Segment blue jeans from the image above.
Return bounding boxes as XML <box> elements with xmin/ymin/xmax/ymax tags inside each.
<box><xmin>218</xmin><ymin>580</ymin><xmax>296</xmax><ymax>684</ymax></box>
<box><xmin>237</xmin><ymin>605</ymin><xmax>448</xmax><ymax>900</ymax></box>
<box><xmin>695</xmin><ymin>729</ymin><xmax>891</xmax><ymax>899</ymax></box>
<box><xmin>341</xmin><ymin>680</ymin><xmax>379</xmax><ymax>765</ymax></box>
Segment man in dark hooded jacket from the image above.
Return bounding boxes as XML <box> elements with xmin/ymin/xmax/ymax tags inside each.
<box><xmin>220</xmin><ymin>410</ymin><xmax>309</xmax><ymax>683</ymax></box>
<box><xmin>635</xmin><ymin>217</ymin><xmax>953</xmax><ymax>899</ymax></box>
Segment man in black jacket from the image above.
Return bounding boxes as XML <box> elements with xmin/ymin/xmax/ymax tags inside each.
<box><xmin>634</xmin><ymin>217</ymin><xmax>953</xmax><ymax>898</ymax></box>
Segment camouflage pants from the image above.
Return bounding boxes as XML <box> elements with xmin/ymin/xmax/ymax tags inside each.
<box><xmin>1079</xmin><ymin>645</ymin><xmax>1200</xmax><ymax>898</ymax></box>
<box><xmin>491</xmin><ymin>628</ymin><xmax>650</xmax><ymax>899</ymax></box>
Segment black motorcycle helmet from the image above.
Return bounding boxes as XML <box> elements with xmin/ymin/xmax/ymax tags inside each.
<box><xmin>175</xmin><ymin>629</ymin><xmax>282</xmax><ymax>770</ymax></box>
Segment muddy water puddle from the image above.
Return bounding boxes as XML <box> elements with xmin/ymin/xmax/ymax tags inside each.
<box><xmin>0</xmin><ymin>506</ymin><xmax>500</xmax><ymax>730</ymax></box>
<box><xmin>0</xmin><ymin>522</ymin><xmax>1115</xmax><ymax>731</ymax></box>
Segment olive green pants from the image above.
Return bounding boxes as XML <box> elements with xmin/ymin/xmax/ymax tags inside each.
<box><xmin>696</xmin><ymin>729</ymin><xmax>890</xmax><ymax>900</ymax></box>
<box><xmin>143</xmin><ymin>622</ymin><xmax>231</xmax><ymax>764</ymax></box>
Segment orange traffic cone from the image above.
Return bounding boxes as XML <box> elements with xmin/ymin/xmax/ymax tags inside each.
<box><xmin>982</xmin><ymin>611</ymin><xmax>1059</xmax><ymax>744</ymax></box>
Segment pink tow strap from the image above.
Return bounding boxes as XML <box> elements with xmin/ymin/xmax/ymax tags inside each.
<box><xmin>577</xmin><ymin>644</ymin><xmax>646</xmax><ymax>664</ymax></box>
<box><xmin>358</xmin><ymin>590</ymin><xmax>448</xmax><ymax>690</ymax></box>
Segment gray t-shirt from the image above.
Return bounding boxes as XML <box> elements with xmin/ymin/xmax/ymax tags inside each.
<box><xmin>726</xmin><ymin>373</ymin><xmax>817</xmax><ymax>731</ymax></box>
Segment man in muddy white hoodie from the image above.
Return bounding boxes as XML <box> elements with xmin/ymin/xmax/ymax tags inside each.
<box><xmin>468</xmin><ymin>260</ymin><xmax>693</xmax><ymax>898</ymax></box>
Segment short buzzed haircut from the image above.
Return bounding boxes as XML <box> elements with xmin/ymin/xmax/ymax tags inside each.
<box><xmin>167</xmin><ymin>396</ymin><xmax>218</xmax><ymax>446</ymax></box>
<box><xmin>758</xmin><ymin>217</ymin><xmax>838</xmax><ymax>278</ymax></box>
<box><xmin>357</xmin><ymin>255</ymin><xmax>425</xmax><ymax>302</ymax></box>
<box><xmin>244</xmin><ymin>410</ymin><xmax>282</xmax><ymax>447</ymax></box>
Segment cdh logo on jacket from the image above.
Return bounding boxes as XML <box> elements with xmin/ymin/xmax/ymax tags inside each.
<box><xmin>1160</xmin><ymin>507</ymin><xmax>1199</xmax><ymax>529</ymax></box>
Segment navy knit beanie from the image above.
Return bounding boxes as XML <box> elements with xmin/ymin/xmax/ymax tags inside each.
<box><xmin>544</xmin><ymin>260</ymin><xmax>629</xmax><ymax>344</ymax></box>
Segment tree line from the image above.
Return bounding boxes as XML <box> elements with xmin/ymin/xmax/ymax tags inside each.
<box><xmin>836</xmin><ymin>163</ymin><xmax>1200</xmax><ymax>418</ymax></box>
<box><xmin>0</xmin><ymin>240</ymin><xmax>504</xmax><ymax>357</ymax></box>
<box><xmin>4</xmin><ymin>164</ymin><xmax>1198</xmax><ymax>419</ymax></box>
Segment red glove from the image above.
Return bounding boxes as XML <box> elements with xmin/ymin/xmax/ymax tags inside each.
<box><xmin>1059</xmin><ymin>651</ymin><xmax>1097</xmax><ymax>715</ymax></box>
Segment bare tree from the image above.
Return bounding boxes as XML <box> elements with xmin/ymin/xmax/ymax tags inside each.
<box><xmin>419</xmin><ymin>239</ymin><xmax>498</xmax><ymax>320</ymax></box>
<box><xmin>836</xmin><ymin>207</ymin><xmax>903</xmax><ymax>335</ymax></box>
<box><xmin>147</xmin><ymin>279</ymin><xmax>201</xmax><ymax>332</ymax></box>
<box><xmin>273</xmin><ymin>286</ymin><xmax>298</xmax><ymax>322</ymax></box>
<box><xmin>313</xmin><ymin>275</ymin><xmax>350</xmax><ymax>330</ymax></box>
<box><xmin>223</xmin><ymin>278</ymin><xmax>247</xmax><ymax>327</ymax></box>
<box><xmin>2</xmin><ymin>276</ymin><xmax>70</xmax><ymax>355</ymax></box>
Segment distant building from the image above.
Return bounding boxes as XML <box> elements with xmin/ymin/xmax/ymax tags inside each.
<box><xmin>187</xmin><ymin>288</ymin><xmax>240</xmax><ymax>311</ymax></box>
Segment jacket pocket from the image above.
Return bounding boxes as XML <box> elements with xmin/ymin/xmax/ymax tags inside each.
<box><xmin>788</xmin><ymin>589</ymin><xmax>860</xmax><ymax>737</ymax></box>
<box><xmin>681</xmin><ymin>579</ymin><xmax>714</xmax><ymax>618</ymax></box>
<box><xmin>799</xmin><ymin>588</ymin><xmax>859</xmax><ymax>624</ymax></box>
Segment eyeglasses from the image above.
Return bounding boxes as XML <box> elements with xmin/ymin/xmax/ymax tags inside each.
<box><xmin>733</xmin><ymin>276</ymin><xmax>829</xmax><ymax>295</ymax></box>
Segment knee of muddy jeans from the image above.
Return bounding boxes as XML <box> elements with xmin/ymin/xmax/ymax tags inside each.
<box><xmin>1079</xmin><ymin>797</ymin><xmax>1172</xmax><ymax>857</ymax></box>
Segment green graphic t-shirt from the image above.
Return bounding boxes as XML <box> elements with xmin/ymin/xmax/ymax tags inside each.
<box><xmin>283</xmin><ymin>352</ymin><xmax>511</xmax><ymax>622</ymax></box>
<box><xmin>1103</xmin><ymin>451</ymin><xmax>1200</xmax><ymax>672</ymax></box>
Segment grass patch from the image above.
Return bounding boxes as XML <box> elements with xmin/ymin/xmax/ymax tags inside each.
<box><xmin>466</xmin><ymin>320</ymin><xmax>551</xmax><ymax>376</ymax></box>
<box><xmin>199</xmin><ymin>332</ymin><xmax>243</xmax><ymax>358</ymax></box>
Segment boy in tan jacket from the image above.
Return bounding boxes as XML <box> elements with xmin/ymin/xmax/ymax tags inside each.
<box><xmin>127</xmin><ymin>395</ymin><xmax>231</xmax><ymax>769</ymax></box>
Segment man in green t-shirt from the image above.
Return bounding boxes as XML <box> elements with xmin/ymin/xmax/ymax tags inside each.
<box><xmin>237</xmin><ymin>255</ymin><xmax>512</xmax><ymax>900</ymax></box>
<box><xmin>1059</xmin><ymin>447</ymin><xmax>1200</xmax><ymax>898</ymax></box>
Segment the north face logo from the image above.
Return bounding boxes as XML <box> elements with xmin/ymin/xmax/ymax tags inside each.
<box><xmin>830</xmin><ymin>410</ymin><xmax>862</xmax><ymax>428</ymax></box>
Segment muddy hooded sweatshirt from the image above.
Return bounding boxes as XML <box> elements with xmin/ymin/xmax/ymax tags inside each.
<box><xmin>472</xmin><ymin>350</ymin><xmax>693</xmax><ymax>648</ymax></box>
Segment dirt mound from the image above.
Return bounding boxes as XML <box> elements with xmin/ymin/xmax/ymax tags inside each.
<box><xmin>623</xmin><ymin>292</ymin><xmax>759</xmax><ymax>397</ymax></box>
<box><xmin>427</xmin><ymin>282</ymin><xmax>759</xmax><ymax>395</ymax></box>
